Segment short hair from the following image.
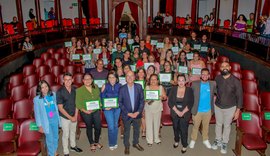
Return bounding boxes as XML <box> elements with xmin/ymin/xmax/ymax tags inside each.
<box><xmin>82</xmin><ymin>73</ymin><xmax>96</xmax><ymax>89</ymax></box>
<box><xmin>201</xmin><ymin>68</ymin><xmax>209</xmax><ymax>74</ymax></box>
<box><xmin>107</xmin><ymin>70</ymin><xmax>119</xmax><ymax>83</ymax></box>
<box><xmin>147</xmin><ymin>74</ymin><xmax>160</xmax><ymax>86</ymax></box>
<box><xmin>63</xmin><ymin>72</ymin><xmax>73</xmax><ymax>78</ymax></box>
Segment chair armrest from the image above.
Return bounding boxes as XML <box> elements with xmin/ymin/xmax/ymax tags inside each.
<box><xmin>233</xmin><ymin>126</ymin><xmax>244</xmax><ymax>156</ymax></box>
<box><xmin>262</xmin><ymin>125</ymin><xmax>270</xmax><ymax>141</ymax></box>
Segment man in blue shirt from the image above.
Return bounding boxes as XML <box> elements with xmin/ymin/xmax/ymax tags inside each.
<box><xmin>189</xmin><ymin>68</ymin><xmax>216</xmax><ymax>149</ymax></box>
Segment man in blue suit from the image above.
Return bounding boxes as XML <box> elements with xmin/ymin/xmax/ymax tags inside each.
<box><xmin>119</xmin><ymin>71</ymin><xmax>145</xmax><ymax>155</ymax></box>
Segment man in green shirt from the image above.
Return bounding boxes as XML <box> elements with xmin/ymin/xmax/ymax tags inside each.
<box><xmin>247</xmin><ymin>13</ymin><xmax>254</xmax><ymax>33</ymax></box>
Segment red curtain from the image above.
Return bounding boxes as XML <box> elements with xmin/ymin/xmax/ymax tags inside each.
<box><xmin>128</xmin><ymin>2</ymin><xmax>139</xmax><ymax>35</ymax></box>
<box><xmin>88</xmin><ymin>0</ymin><xmax>98</xmax><ymax>18</ymax></box>
<box><xmin>191</xmin><ymin>0</ymin><xmax>197</xmax><ymax>24</ymax></box>
<box><xmin>114</xmin><ymin>3</ymin><xmax>125</xmax><ymax>37</ymax></box>
<box><xmin>166</xmin><ymin>0</ymin><xmax>173</xmax><ymax>16</ymax></box>
<box><xmin>262</xmin><ymin>0</ymin><xmax>270</xmax><ymax>16</ymax></box>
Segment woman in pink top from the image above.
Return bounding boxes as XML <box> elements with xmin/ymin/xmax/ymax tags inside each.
<box><xmin>188</xmin><ymin>52</ymin><xmax>206</xmax><ymax>82</ymax></box>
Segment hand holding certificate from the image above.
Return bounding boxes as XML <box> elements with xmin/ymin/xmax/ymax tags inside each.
<box><xmin>145</xmin><ymin>90</ymin><xmax>160</xmax><ymax>100</ymax></box>
<box><xmin>192</xmin><ymin>68</ymin><xmax>202</xmax><ymax>75</ymax></box>
<box><xmin>159</xmin><ymin>73</ymin><xmax>172</xmax><ymax>82</ymax></box>
<box><xmin>103</xmin><ymin>98</ymin><xmax>118</xmax><ymax>108</ymax></box>
<box><xmin>86</xmin><ymin>100</ymin><xmax>100</xmax><ymax>111</ymax></box>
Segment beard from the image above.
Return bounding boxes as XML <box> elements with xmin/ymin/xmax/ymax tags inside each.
<box><xmin>221</xmin><ymin>69</ymin><xmax>230</xmax><ymax>76</ymax></box>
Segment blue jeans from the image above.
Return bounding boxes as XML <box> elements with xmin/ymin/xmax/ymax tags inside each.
<box><xmin>45</xmin><ymin>121</ymin><xmax>59</xmax><ymax>156</ymax></box>
<box><xmin>104</xmin><ymin>108</ymin><xmax>121</xmax><ymax>147</ymax></box>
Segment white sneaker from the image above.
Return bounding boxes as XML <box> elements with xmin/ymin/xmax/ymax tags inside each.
<box><xmin>109</xmin><ymin>146</ymin><xmax>115</xmax><ymax>150</ymax></box>
<box><xmin>189</xmin><ymin>140</ymin><xmax>196</xmax><ymax>148</ymax></box>
<box><xmin>114</xmin><ymin>144</ymin><xmax>118</xmax><ymax>149</ymax></box>
<box><xmin>212</xmin><ymin>139</ymin><xmax>222</xmax><ymax>150</ymax></box>
<box><xmin>203</xmin><ymin>140</ymin><xmax>211</xmax><ymax>149</ymax></box>
<box><xmin>220</xmin><ymin>143</ymin><xmax>227</xmax><ymax>154</ymax></box>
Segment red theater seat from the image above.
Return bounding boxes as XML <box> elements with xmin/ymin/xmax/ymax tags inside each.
<box><xmin>261</xmin><ymin>111</ymin><xmax>270</xmax><ymax>143</ymax></box>
<box><xmin>33</xmin><ymin>58</ymin><xmax>44</xmax><ymax>69</ymax></box>
<box><xmin>241</xmin><ymin>70</ymin><xmax>256</xmax><ymax>82</ymax></box>
<box><xmin>242</xmin><ymin>80</ymin><xmax>258</xmax><ymax>95</ymax></box>
<box><xmin>233</xmin><ymin>112</ymin><xmax>267</xmax><ymax>156</ymax></box>
<box><xmin>52</xmin><ymin>52</ymin><xmax>62</xmax><ymax>60</ymax></box>
<box><xmin>51</xmin><ymin>65</ymin><xmax>64</xmax><ymax>77</ymax></box>
<box><xmin>45</xmin><ymin>58</ymin><xmax>57</xmax><ymax>68</ymax></box>
<box><xmin>58</xmin><ymin>58</ymin><xmax>70</xmax><ymax>67</ymax></box>
<box><xmin>37</xmin><ymin>65</ymin><xmax>50</xmax><ymax>78</ymax></box>
<box><xmin>13</xmin><ymin>99</ymin><xmax>33</xmax><ymax>123</ymax></box>
<box><xmin>28</xmin><ymin>85</ymin><xmax>37</xmax><ymax>100</ymax></box>
<box><xmin>0</xmin><ymin>99</ymin><xmax>12</xmax><ymax>119</ymax></box>
<box><xmin>57</xmin><ymin>73</ymin><xmax>64</xmax><ymax>85</ymax></box>
<box><xmin>47</xmin><ymin>48</ymin><xmax>55</xmax><ymax>55</ymax></box>
<box><xmin>217</xmin><ymin>56</ymin><xmax>229</xmax><ymax>62</ymax></box>
<box><xmin>76</xmin><ymin>113</ymin><xmax>86</xmax><ymax>140</ymax></box>
<box><xmin>161</xmin><ymin>100</ymin><xmax>172</xmax><ymax>126</ymax></box>
<box><xmin>24</xmin><ymin>74</ymin><xmax>38</xmax><ymax>89</ymax></box>
<box><xmin>73</xmin><ymin>73</ymin><xmax>83</xmax><ymax>87</ymax></box>
<box><xmin>243</xmin><ymin>93</ymin><xmax>261</xmax><ymax>115</ymax></box>
<box><xmin>231</xmin><ymin>71</ymin><xmax>242</xmax><ymax>80</ymax></box>
<box><xmin>11</xmin><ymin>85</ymin><xmax>28</xmax><ymax>102</ymax></box>
<box><xmin>0</xmin><ymin>119</ymin><xmax>18</xmax><ymax>155</ymax></box>
<box><xmin>40</xmin><ymin>74</ymin><xmax>56</xmax><ymax>86</ymax></box>
<box><xmin>17</xmin><ymin>119</ymin><xmax>44</xmax><ymax>156</ymax></box>
<box><xmin>8</xmin><ymin>73</ymin><xmax>24</xmax><ymax>93</ymax></box>
<box><xmin>65</xmin><ymin>65</ymin><xmax>77</xmax><ymax>75</ymax></box>
<box><xmin>260</xmin><ymin>92</ymin><xmax>270</xmax><ymax>111</ymax></box>
<box><xmin>230</xmin><ymin>62</ymin><xmax>241</xmax><ymax>72</ymax></box>
<box><xmin>40</xmin><ymin>52</ymin><xmax>51</xmax><ymax>62</ymax></box>
<box><xmin>23</xmin><ymin>65</ymin><xmax>36</xmax><ymax>77</ymax></box>
<box><xmin>50</xmin><ymin>84</ymin><xmax>61</xmax><ymax>93</ymax></box>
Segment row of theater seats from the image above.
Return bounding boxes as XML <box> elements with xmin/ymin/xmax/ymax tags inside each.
<box><xmin>0</xmin><ymin>46</ymin><xmax>269</xmax><ymax>155</ymax></box>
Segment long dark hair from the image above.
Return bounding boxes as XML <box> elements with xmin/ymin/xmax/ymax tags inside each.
<box><xmin>36</xmin><ymin>80</ymin><xmax>53</xmax><ymax>99</ymax></box>
<box><xmin>136</xmin><ymin>68</ymin><xmax>146</xmax><ymax>80</ymax></box>
<box><xmin>83</xmin><ymin>73</ymin><xmax>96</xmax><ymax>89</ymax></box>
<box><xmin>107</xmin><ymin>70</ymin><xmax>119</xmax><ymax>84</ymax></box>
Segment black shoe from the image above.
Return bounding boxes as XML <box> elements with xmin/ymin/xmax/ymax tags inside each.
<box><xmin>133</xmin><ymin>144</ymin><xmax>144</xmax><ymax>151</ymax></box>
<box><xmin>71</xmin><ymin>146</ymin><xmax>83</xmax><ymax>153</ymax></box>
<box><xmin>173</xmin><ymin>142</ymin><xmax>179</xmax><ymax>148</ymax></box>
<box><xmin>64</xmin><ymin>155</ymin><xmax>69</xmax><ymax>156</ymax></box>
<box><xmin>124</xmin><ymin>147</ymin><xmax>130</xmax><ymax>155</ymax></box>
<box><xmin>181</xmin><ymin>147</ymin><xmax>187</xmax><ymax>153</ymax></box>
<box><xmin>147</xmin><ymin>143</ymin><xmax>152</xmax><ymax>147</ymax></box>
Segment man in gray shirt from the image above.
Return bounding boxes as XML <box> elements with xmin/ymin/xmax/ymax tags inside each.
<box><xmin>211</xmin><ymin>61</ymin><xmax>243</xmax><ymax>154</ymax></box>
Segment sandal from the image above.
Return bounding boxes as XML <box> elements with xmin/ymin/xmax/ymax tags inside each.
<box><xmin>90</xmin><ymin>144</ymin><xmax>96</xmax><ymax>152</ymax></box>
<box><xmin>141</xmin><ymin>131</ymin><xmax>146</xmax><ymax>138</ymax></box>
<box><xmin>95</xmin><ymin>143</ymin><xmax>103</xmax><ymax>150</ymax></box>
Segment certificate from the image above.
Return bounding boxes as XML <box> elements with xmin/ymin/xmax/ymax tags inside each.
<box><xmin>94</xmin><ymin>79</ymin><xmax>106</xmax><ymax>88</ymax></box>
<box><xmin>135</xmin><ymin>80</ymin><xmax>145</xmax><ymax>89</ymax></box>
<box><xmin>144</xmin><ymin>63</ymin><xmax>155</xmax><ymax>70</ymax></box>
<box><xmin>64</xmin><ymin>41</ymin><xmax>72</xmax><ymax>47</ymax></box>
<box><xmin>186</xmin><ymin>53</ymin><xmax>194</xmax><ymax>60</ymax></box>
<box><xmin>172</xmin><ymin>47</ymin><xmax>179</xmax><ymax>55</ymax></box>
<box><xmin>86</xmin><ymin>100</ymin><xmax>100</xmax><ymax>110</ymax></box>
<box><xmin>156</xmin><ymin>42</ymin><xmax>164</xmax><ymax>48</ymax></box>
<box><xmin>93</xmin><ymin>48</ymin><xmax>101</xmax><ymax>54</ymax></box>
<box><xmin>159</xmin><ymin>73</ymin><xmax>172</xmax><ymax>82</ymax></box>
<box><xmin>200</xmin><ymin>46</ymin><xmax>208</xmax><ymax>52</ymax></box>
<box><xmin>130</xmin><ymin>64</ymin><xmax>136</xmax><ymax>72</ymax></box>
<box><xmin>128</xmin><ymin>39</ymin><xmax>134</xmax><ymax>45</ymax></box>
<box><xmin>150</xmin><ymin>40</ymin><xmax>158</xmax><ymax>45</ymax></box>
<box><xmin>103</xmin><ymin>98</ymin><xmax>118</xmax><ymax>108</ymax></box>
<box><xmin>119</xmin><ymin>77</ymin><xmax>126</xmax><ymax>85</ymax></box>
<box><xmin>193</xmin><ymin>44</ymin><xmax>201</xmax><ymax>50</ymax></box>
<box><xmin>83</xmin><ymin>54</ymin><xmax>91</xmax><ymax>61</ymax></box>
<box><xmin>145</xmin><ymin>90</ymin><xmax>160</xmax><ymax>100</ymax></box>
<box><xmin>72</xmin><ymin>54</ymin><xmax>80</xmax><ymax>60</ymax></box>
<box><xmin>178</xmin><ymin>66</ymin><xmax>188</xmax><ymax>74</ymax></box>
<box><xmin>192</xmin><ymin>68</ymin><xmax>202</xmax><ymax>75</ymax></box>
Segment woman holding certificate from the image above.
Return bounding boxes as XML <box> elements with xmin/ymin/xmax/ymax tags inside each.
<box><xmin>100</xmin><ymin>71</ymin><xmax>121</xmax><ymax>150</ymax></box>
<box><xmin>145</xmin><ymin>74</ymin><xmax>167</xmax><ymax>146</ymax></box>
<box><xmin>188</xmin><ymin>52</ymin><xmax>206</xmax><ymax>82</ymax></box>
<box><xmin>168</xmin><ymin>75</ymin><xmax>194</xmax><ymax>153</ymax></box>
<box><xmin>160</xmin><ymin>61</ymin><xmax>177</xmax><ymax>96</ymax></box>
<box><xmin>76</xmin><ymin>73</ymin><xmax>103</xmax><ymax>152</ymax></box>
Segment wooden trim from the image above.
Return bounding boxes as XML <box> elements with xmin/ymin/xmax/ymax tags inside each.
<box><xmin>58</xmin><ymin>0</ymin><xmax>63</xmax><ymax>26</ymax></box>
<box><xmin>35</xmin><ymin>0</ymin><xmax>41</xmax><ymax>28</ymax></box>
<box><xmin>101</xmin><ymin>0</ymin><xmax>105</xmax><ymax>24</ymax></box>
<box><xmin>0</xmin><ymin>5</ymin><xmax>3</xmax><ymax>35</ymax></box>
<box><xmin>150</xmin><ymin>0</ymin><xmax>153</xmax><ymax>22</ymax></box>
<box><xmin>78</xmin><ymin>0</ymin><xmax>82</xmax><ymax>28</ymax></box>
<box><xmin>108</xmin><ymin>0</ymin><xmax>113</xmax><ymax>39</ymax></box>
<box><xmin>232</xmin><ymin>0</ymin><xmax>239</xmax><ymax>24</ymax></box>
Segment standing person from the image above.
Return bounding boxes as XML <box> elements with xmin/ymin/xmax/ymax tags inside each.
<box><xmin>189</xmin><ymin>68</ymin><xmax>216</xmax><ymax>149</ymax></box>
<box><xmin>76</xmin><ymin>73</ymin><xmax>103</xmax><ymax>152</ymax></box>
<box><xmin>168</xmin><ymin>75</ymin><xmax>194</xmax><ymax>154</ymax></box>
<box><xmin>48</xmin><ymin>7</ymin><xmax>55</xmax><ymax>19</ymax></box>
<box><xmin>131</xmin><ymin>21</ymin><xmax>137</xmax><ymax>37</ymax></box>
<box><xmin>145</xmin><ymin>74</ymin><xmax>167</xmax><ymax>146</ymax></box>
<box><xmin>29</xmin><ymin>8</ymin><xmax>37</xmax><ymax>28</ymax></box>
<box><xmin>119</xmin><ymin>71</ymin><xmax>145</xmax><ymax>155</ymax></box>
<box><xmin>211</xmin><ymin>61</ymin><xmax>243</xmax><ymax>154</ymax></box>
<box><xmin>100</xmin><ymin>71</ymin><xmax>121</xmax><ymax>150</ymax></box>
<box><xmin>33</xmin><ymin>80</ymin><xmax>61</xmax><ymax>156</ymax></box>
<box><xmin>57</xmin><ymin>73</ymin><xmax>82</xmax><ymax>156</ymax></box>
<box><xmin>90</xmin><ymin>59</ymin><xmax>109</xmax><ymax>80</ymax></box>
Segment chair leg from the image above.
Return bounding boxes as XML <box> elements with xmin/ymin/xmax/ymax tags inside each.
<box><xmin>232</xmin><ymin>128</ymin><xmax>243</xmax><ymax>156</ymax></box>
<box><xmin>256</xmin><ymin>149</ymin><xmax>266</xmax><ymax>156</ymax></box>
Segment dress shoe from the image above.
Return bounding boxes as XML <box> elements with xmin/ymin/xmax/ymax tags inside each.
<box><xmin>124</xmin><ymin>147</ymin><xmax>130</xmax><ymax>155</ymax></box>
<box><xmin>173</xmin><ymin>142</ymin><xmax>179</xmax><ymax>148</ymax></box>
<box><xmin>133</xmin><ymin>144</ymin><xmax>144</xmax><ymax>151</ymax></box>
<box><xmin>181</xmin><ymin>147</ymin><xmax>187</xmax><ymax>153</ymax></box>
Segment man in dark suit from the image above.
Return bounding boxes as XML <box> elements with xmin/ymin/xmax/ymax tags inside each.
<box><xmin>119</xmin><ymin>71</ymin><xmax>145</xmax><ymax>155</ymax></box>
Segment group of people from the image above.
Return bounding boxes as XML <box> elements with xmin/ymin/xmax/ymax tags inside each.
<box><xmin>33</xmin><ymin>33</ymin><xmax>243</xmax><ymax>155</ymax></box>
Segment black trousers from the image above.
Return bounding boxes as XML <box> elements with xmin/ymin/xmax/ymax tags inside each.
<box><xmin>80</xmin><ymin>110</ymin><xmax>101</xmax><ymax>144</ymax></box>
<box><xmin>123</xmin><ymin>118</ymin><xmax>141</xmax><ymax>147</ymax></box>
<box><xmin>172</xmin><ymin>116</ymin><xmax>189</xmax><ymax>148</ymax></box>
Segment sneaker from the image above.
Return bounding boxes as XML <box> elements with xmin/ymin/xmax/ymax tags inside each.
<box><xmin>109</xmin><ymin>146</ymin><xmax>115</xmax><ymax>151</ymax></box>
<box><xmin>211</xmin><ymin>139</ymin><xmax>221</xmax><ymax>150</ymax></box>
<box><xmin>189</xmin><ymin>140</ymin><xmax>196</xmax><ymax>149</ymax></box>
<box><xmin>220</xmin><ymin>143</ymin><xmax>227</xmax><ymax>154</ymax></box>
<box><xmin>114</xmin><ymin>144</ymin><xmax>118</xmax><ymax>149</ymax></box>
<box><xmin>203</xmin><ymin>140</ymin><xmax>211</xmax><ymax>149</ymax></box>
<box><xmin>70</xmin><ymin>146</ymin><xmax>83</xmax><ymax>153</ymax></box>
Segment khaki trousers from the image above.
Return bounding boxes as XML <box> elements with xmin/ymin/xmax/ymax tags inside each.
<box><xmin>145</xmin><ymin>110</ymin><xmax>162</xmax><ymax>144</ymax></box>
<box><xmin>61</xmin><ymin>117</ymin><xmax>77</xmax><ymax>155</ymax></box>
<box><xmin>191</xmin><ymin>110</ymin><xmax>212</xmax><ymax>141</ymax></box>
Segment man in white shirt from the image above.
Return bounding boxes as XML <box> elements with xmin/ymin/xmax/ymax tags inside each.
<box><xmin>163</xmin><ymin>12</ymin><xmax>173</xmax><ymax>29</ymax></box>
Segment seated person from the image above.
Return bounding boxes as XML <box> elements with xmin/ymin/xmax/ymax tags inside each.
<box><xmin>153</xmin><ymin>12</ymin><xmax>163</xmax><ymax>28</ymax></box>
<box><xmin>10</xmin><ymin>16</ymin><xmax>19</xmax><ymax>31</ymax></box>
<box><xmin>163</xmin><ymin>12</ymin><xmax>173</xmax><ymax>28</ymax></box>
<box><xmin>90</xmin><ymin>59</ymin><xmax>109</xmax><ymax>80</ymax></box>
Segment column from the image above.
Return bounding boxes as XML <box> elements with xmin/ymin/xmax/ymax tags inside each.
<box><xmin>16</xmin><ymin>0</ymin><xmax>24</xmax><ymax>33</ymax></box>
<box><xmin>101</xmin><ymin>0</ymin><xmax>105</xmax><ymax>24</ymax></box>
<box><xmin>0</xmin><ymin>5</ymin><xmax>3</xmax><ymax>35</ymax></box>
<box><xmin>232</xmin><ymin>0</ymin><xmax>239</xmax><ymax>25</ymax></box>
<box><xmin>78</xmin><ymin>0</ymin><xmax>82</xmax><ymax>27</ymax></box>
<box><xmin>35</xmin><ymin>0</ymin><xmax>41</xmax><ymax>28</ymax></box>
